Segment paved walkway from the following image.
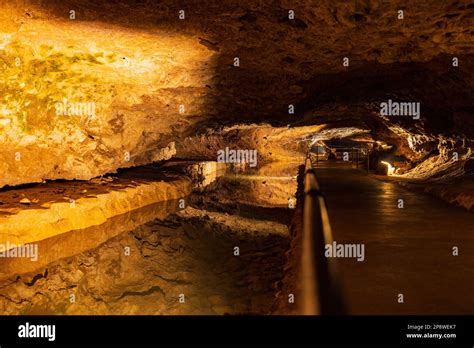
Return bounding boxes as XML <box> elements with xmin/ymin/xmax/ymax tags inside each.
<box><xmin>316</xmin><ymin>164</ymin><xmax>474</xmax><ymax>314</ymax></box>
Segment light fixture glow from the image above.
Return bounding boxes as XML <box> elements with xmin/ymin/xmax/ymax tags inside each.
<box><xmin>381</xmin><ymin>161</ymin><xmax>396</xmax><ymax>176</ymax></box>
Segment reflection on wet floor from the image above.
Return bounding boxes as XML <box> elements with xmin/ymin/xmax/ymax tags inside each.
<box><xmin>0</xmin><ymin>199</ymin><xmax>181</xmax><ymax>279</ymax></box>
<box><xmin>0</xmin><ymin>161</ymin><xmax>299</xmax><ymax>315</ymax></box>
<box><xmin>316</xmin><ymin>165</ymin><xmax>474</xmax><ymax>314</ymax></box>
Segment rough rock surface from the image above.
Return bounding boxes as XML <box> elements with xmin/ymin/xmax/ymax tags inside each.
<box><xmin>0</xmin><ymin>0</ymin><xmax>473</xmax><ymax>186</ymax></box>
<box><xmin>0</xmin><ymin>164</ymin><xmax>191</xmax><ymax>245</ymax></box>
<box><xmin>0</xmin><ymin>215</ymin><xmax>289</xmax><ymax>315</ymax></box>
<box><xmin>177</xmin><ymin>124</ymin><xmax>325</xmax><ymax>163</ymax></box>
<box><xmin>0</xmin><ymin>190</ymin><xmax>292</xmax><ymax>315</ymax></box>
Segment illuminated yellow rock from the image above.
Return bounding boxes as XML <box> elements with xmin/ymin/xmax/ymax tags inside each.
<box><xmin>0</xmin><ymin>176</ymin><xmax>191</xmax><ymax>246</ymax></box>
<box><xmin>0</xmin><ymin>2</ymin><xmax>216</xmax><ymax>188</ymax></box>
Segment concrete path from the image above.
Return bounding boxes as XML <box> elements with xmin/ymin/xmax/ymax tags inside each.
<box><xmin>316</xmin><ymin>164</ymin><xmax>474</xmax><ymax>314</ymax></box>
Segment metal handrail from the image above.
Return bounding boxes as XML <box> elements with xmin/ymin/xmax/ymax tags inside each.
<box><xmin>301</xmin><ymin>154</ymin><xmax>345</xmax><ymax>315</ymax></box>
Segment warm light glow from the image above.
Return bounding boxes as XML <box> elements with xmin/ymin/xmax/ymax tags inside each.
<box><xmin>381</xmin><ymin>161</ymin><xmax>395</xmax><ymax>176</ymax></box>
<box><xmin>0</xmin><ymin>13</ymin><xmax>217</xmax><ymax>187</ymax></box>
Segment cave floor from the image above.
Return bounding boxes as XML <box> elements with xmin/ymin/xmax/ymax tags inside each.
<box><xmin>0</xmin><ymin>161</ymin><xmax>298</xmax><ymax>315</ymax></box>
<box><xmin>316</xmin><ymin>164</ymin><xmax>474</xmax><ymax>314</ymax></box>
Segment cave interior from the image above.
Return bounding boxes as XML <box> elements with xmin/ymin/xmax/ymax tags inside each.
<box><xmin>0</xmin><ymin>0</ymin><xmax>473</xmax><ymax>315</ymax></box>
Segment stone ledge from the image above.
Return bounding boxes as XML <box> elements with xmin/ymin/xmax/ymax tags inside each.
<box><xmin>0</xmin><ymin>168</ymin><xmax>192</xmax><ymax>246</ymax></box>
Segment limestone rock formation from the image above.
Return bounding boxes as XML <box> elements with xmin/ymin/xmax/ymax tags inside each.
<box><xmin>0</xmin><ymin>0</ymin><xmax>472</xmax><ymax>186</ymax></box>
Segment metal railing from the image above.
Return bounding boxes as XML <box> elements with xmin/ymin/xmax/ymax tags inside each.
<box><xmin>313</xmin><ymin>146</ymin><xmax>371</xmax><ymax>172</ymax></box>
<box><xmin>301</xmin><ymin>154</ymin><xmax>345</xmax><ymax>315</ymax></box>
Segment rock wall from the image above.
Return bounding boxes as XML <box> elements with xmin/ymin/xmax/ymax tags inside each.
<box><xmin>0</xmin><ymin>0</ymin><xmax>472</xmax><ymax>186</ymax></box>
